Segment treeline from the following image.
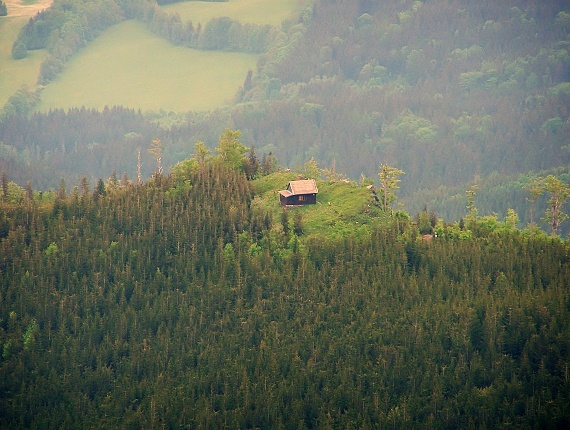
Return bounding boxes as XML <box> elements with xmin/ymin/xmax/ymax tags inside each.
<box><xmin>10</xmin><ymin>0</ymin><xmax>276</xmax><ymax>89</ymax></box>
<box><xmin>0</xmin><ymin>106</ymin><xmax>160</xmax><ymax>190</ymax></box>
<box><xmin>156</xmin><ymin>0</ymin><xmax>227</xmax><ymax>4</ymax></box>
<box><xmin>137</xmin><ymin>3</ymin><xmax>274</xmax><ymax>53</ymax></box>
<box><xmin>1</xmin><ymin>162</ymin><xmax>569</xmax><ymax>428</ymax></box>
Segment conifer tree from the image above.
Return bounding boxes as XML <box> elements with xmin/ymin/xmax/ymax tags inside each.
<box><xmin>1</xmin><ymin>171</ymin><xmax>7</xmax><ymax>201</ymax></box>
<box><xmin>304</xmin><ymin>157</ymin><xmax>320</xmax><ymax>180</ymax></box>
<box><xmin>465</xmin><ymin>184</ymin><xmax>478</xmax><ymax>225</ymax></box>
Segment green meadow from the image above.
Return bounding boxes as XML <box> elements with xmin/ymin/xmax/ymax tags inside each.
<box><xmin>36</xmin><ymin>20</ymin><xmax>258</xmax><ymax>113</ymax></box>
<box><xmin>0</xmin><ymin>15</ymin><xmax>48</xmax><ymax>107</ymax></box>
<box><xmin>252</xmin><ymin>172</ymin><xmax>387</xmax><ymax>239</ymax></box>
<box><xmin>162</xmin><ymin>0</ymin><xmax>303</xmax><ymax>27</ymax></box>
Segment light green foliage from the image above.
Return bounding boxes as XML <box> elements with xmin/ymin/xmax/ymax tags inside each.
<box><xmin>378</xmin><ymin>163</ymin><xmax>405</xmax><ymax>211</ymax></box>
<box><xmin>169</xmin><ymin>159</ymin><xmax>197</xmax><ymax>196</ymax></box>
<box><xmin>215</xmin><ymin>129</ymin><xmax>247</xmax><ymax>169</ymax></box>
<box><xmin>540</xmin><ymin>175</ymin><xmax>570</xmax><ymax>236</ymax></box>
<box><xmin>358</xmin><ymin>59</ymin><xmax>388</xmax><ymax>85</ymax></box>
<box><xmin>23</xmin><ymin>319</ymin><xmax>39</xmax><ymax>350</ymax></box>
<box><xmin>451</xmin><ymin>113</ymin><xmax>494</xmax><ymax>141</ymax></box>
<box><xmin>1</xmin><ymin>181</ymin><xmax>26</xmax><ymax>204</ymax></box>
<box><xmin>303</xmin><ymin>157</ymin><xmax>320</xmax><ymax>180</ymax></box>
<box><xmin>548</xmin><ymin>82</ymin><xmax>570</xmax><ymax>96</ymax></box>
<box><xmin>45</xmin><ymin>242</ymin><xmax>58</xmax><ymax>257</ymax></box>
<box><xmin>36</xmin><ymin>21</ymin><xmax>258</xmax><ymax>112</ymax></box>
<box><xmin>451</xmin><ymin>44</ymin><xmax>483</xmax><ymax>61</ymax></box>
<box><xmin>383</xmin><ymin>111</ymin><xmax>438</xmax><ymax>143</ymax></box>
<box><xmin>541</xmin><ymin>117</ymin><xmax>565</xmax><ymax>135</ymax></box>
<box><xmin>459</xmin><ymin>63</ymin><xmax>498</xmax><ymax>90</ymax></box>
<box><xmin>222</xmin><ymin>242</ymin><xmax>235</xmax><ymax>263</ymax></box>
<box><xmin>194</xmin><ymin>141</ymin><xmax>211</xmax><ymax>165</ymax></box>
<box><xmin>465</xmin><ymin>184</ymin><xmax>478</xmax><ymax>223</ymax></box>
<box><xmin>555</xmin><ymin>11</ymin><xmax>570</xmax><ymax>27</ymax></box>
<box><xmin>355</xmin><ymin>13</ymin><xmax>373</xmax><ymax>29</ymax></box>
<box><xmin>505</xmin><ymin>208</ymin><xmax>520</xmax><ymax>229</ymax></box>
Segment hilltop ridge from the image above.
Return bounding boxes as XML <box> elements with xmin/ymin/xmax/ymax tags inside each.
<box><xmin>1</xmin><ymin>158</ymin><xmax>569</xmax><ymax>428</ymax></box>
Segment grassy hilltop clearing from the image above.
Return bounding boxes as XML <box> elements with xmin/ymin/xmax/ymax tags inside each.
<box><xmin>1</xmin><ymin>149</ymin><xmax>569</xmax><ymax>428</ymax></box>
<box><xmin>36</xmin><ymin>20</ymin><xmax>258</xmax><ymax>112</ymax></box>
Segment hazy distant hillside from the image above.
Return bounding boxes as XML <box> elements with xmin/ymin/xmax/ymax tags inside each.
<box><xmin>0</xmin><ymin>0</ymin><xmax>569</xmax><ymax>230</ymax></box>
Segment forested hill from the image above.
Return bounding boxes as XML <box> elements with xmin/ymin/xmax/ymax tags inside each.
<box><xmin>1</xmin><ymin>159</ymin><xmax>569</xmax><ymax>428</ymax></box>
<box><xmin>1</xmin><ymin>0</ymin><xmax>569</xmax><ymax>229</ymax></box>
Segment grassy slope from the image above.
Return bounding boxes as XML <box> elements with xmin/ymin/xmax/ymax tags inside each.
<box><xmin>252</xmin><ymin>172</ymin><xmax>388</xmax><ymax>238</ymax></box>
<box><xmin>163</xmin><ymin>0</ymin><xmax>303</xmax><ymax>26</ymax></box>
<box><xmin>6</xmin><ymin>0</ymin><xmax>301</xmax><ymax>113</ymax></box>
<box><xmin>36</xmin><ymin>20</ymin><xmax>258</xmax><ymax>112</ymax></box>
<box><xmin>0</xmin><ymin>1</ymin><xmax>51</xmax><ymax>107</ymax></box>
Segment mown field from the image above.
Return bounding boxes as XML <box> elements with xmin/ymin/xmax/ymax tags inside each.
<box><xmin>0</xmin><ymin>0</ymin><xmax>52</xmax><ymax>107</ymax></box>
<box><xmin>162</xmin><ymin>0</ymin><xmax>303</xmax><ymax>26</ymax></box>
<box><xmin>36</xmin><ymin>20</ymin><xmax>258</xmax><ymax>113</ymax></box>
<box><xmin>3</xmin><ymin>0</ymin><xmax>302</xmax><ymax>113</ymax></box>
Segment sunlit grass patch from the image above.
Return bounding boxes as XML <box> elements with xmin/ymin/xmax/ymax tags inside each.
<box><xmin>36</xmin><ymin>20</ymin><xmax>258</xmax><ymax>113</ymax></box>
<box><xmin>252</xmin><ymin>172</ymin><xmax>387</xmax><ymax>238</ymax></box>
<box><xmin>0</xmin><ymin>15</ymin><xmax>47</xmax><ymax>107</ymax></box>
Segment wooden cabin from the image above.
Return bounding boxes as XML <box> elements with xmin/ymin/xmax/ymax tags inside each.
<box><xmin>279</xmin><ymin>179</ymin><xmax>318</xmax><ymax>206</ymax></box>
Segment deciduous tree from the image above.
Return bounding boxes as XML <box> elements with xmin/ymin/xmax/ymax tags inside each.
<box><xmin>541</xmin><ymin>175</ymin><xmax>570</xmax><ymax>236</ymax></box>
<box><xmin>378</xmin><ymin>163</ymin><xmax>404</xmax><ymax>211</ymax></box>
<box><xmin>215</xmin><ymin>129</ymin><xmax>247</xmax><ymax>170</ymax></box>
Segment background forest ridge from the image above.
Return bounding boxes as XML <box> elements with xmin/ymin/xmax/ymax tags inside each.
<box><xmin>0</xmin><ymin>0</ymin><xmax>569</xmax><ymax>234</ymax></box>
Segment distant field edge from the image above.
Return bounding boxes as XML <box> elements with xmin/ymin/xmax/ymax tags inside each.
<box><xmin>162</xmin><ymin>0</ymin><xmax>304</xmax><ymax>27</ymax></box>
<box><xmin>35</xmin><ymin>20</ymin><xmax>259</xmax><ymax>113</ymax></box>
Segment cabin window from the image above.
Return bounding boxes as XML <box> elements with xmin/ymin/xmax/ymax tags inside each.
<box><xmin>298</xmin><ymin>195</ymin><xmax>306</xmax><ymax>202</ymax></box>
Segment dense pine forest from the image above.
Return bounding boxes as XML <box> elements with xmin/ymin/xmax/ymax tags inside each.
<box><xmin>1</xmin><ymin>0</ymin><xmax>570</xmax><ymax>427</ymax></box>
<box><xmin>1</xmin><ymin>146</ymin><xmax>570</xmax><ymax>428</ymax></box>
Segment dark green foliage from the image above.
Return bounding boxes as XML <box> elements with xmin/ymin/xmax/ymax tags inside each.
<box><xmin>293</xmin><ymin>210</ymin><xmax>304</xmax><ymax>236</ymax></box>
<box><xmin>0</xmin><ymin>87</ymin><xmax>40</xmax><ymax>119</ymax></box>
<box><xmin>0</xmin><ymin>1</ymin><xmax>6</xmax><ymax>17</ymax></box>
<box><xmin>281</xmin><ymin>209</ymin><xmax>289</xmax><ymax>237</ymax></box>
<box><xmin>1</xmin><ymin>165</ymin><xmax>569</xmax><ymax>428</ymax></box>
<box><xmin>243</xmin><ymin>146</ymin><xmax>260</xmax><ymax>180</ymax></box>
<box><xmin>11</xmin><ymin>42</ymin><xmax>27</xmax><ymax>60</ymax></box>
<box><xmin>0</xmin><ymin>106</ymin><xmax>160</xmax><ymax>189</ymax></box>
